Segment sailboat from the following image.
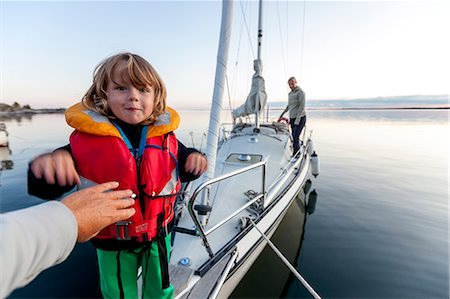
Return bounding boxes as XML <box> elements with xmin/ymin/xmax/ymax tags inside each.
<box><xmin>168</xmin><ymin>0</ymin><xmax>319</xmax><ymax>298</ymax></box>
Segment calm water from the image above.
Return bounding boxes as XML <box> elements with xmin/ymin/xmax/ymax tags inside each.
<box><xmin>1</xmin><ymin>109</ymin><xmax>448</xmax><ymax>298</ymax></box>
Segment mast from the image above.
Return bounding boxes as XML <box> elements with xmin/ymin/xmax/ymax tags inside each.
<box><xmin>198</xmin><ymin>0</ymin><xmax>233</xmax><ymax>223</ymax></box>
<box><xmin>257</xmin><ymin>0</ymin><xmax>263</xmax><ymax>61</ymax></box>
<box><xmin>203</xmin><ymin>0</ymin><xmax>233</xmax><ymax>180</ymax></box>
<box><xmin>255</xmin><ymin>0</ymin><xmax>263</xmax><ymax>131</ymax></box>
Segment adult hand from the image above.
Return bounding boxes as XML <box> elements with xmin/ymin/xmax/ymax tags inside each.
<box><xmin>30</xmin><ymin>149</ymin><xmax>80</xmax><ymax>186</ymax></box>
<box><xmin>277</xmin><ymin>117</ymin><xmax>289</xmax><ymax>124</ymax></box>
<box><xmin>184</xmin><ymin>152</ymin><xmax>208</xmax><ymax>176</ymax></box>
<box><xmin>61</xmin><ymin>181</ymin><xmax>136</xmax><ymax>242</ymax></box>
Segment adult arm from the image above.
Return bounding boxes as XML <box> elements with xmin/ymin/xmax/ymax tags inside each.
<box><xmin>0</xmin><ymin>182</ymin><xmax>135</xmax><ymax>298</ymax></box>
<box><xmin>294</xmin><ymin>89</ymin><xmax>305</xmax><ymax>125</ymax></box>
<box><xmin>280</xmin><ymin>105</ymin><xmax>289</xmax><ymax>119</ymax></box>
<box><xmin>0</xmin><ymin>201</ymin><xmax>77</xmax><ymax>298</ymax></box>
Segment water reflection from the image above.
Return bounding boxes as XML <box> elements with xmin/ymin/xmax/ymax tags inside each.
<box><xmin>232</xmin><ymin>180</ymin><xmax>319</xmax><ymax>298</ymax></box>
<box><xmin>306</xmin><ymin>190</ymin><xmax>317</xmax><ymax>215</ymax></box>
<box><xmin>308</xmin><ymin>109</ymin><xmax>448</xmax><ymax>123</ymax></box>
<box><xmin>281</xmin><ymin>183</ymin><xmax>318</xmax><ymax>298</ymax></box>
<box><xmin>0</xmin><ymin>147</ymin><xmax>14</xmax><ymax>170</ymax></box>
<box><xmin>0</xmin><ymin>114</ymin><xmax>34</xmax><ymax>123</ymax></box>
<box><xmin>2</xmin><ymin>109</ymin><xmax>448</xmax><ymax>298</ymax></box>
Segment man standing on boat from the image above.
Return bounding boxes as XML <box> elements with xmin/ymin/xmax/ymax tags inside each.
<box><xmin>279</xmin><ymin>76</ymin><xmax>306</xmax><ymax>156</ymax></box>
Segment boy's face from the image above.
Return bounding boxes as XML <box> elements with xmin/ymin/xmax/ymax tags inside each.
<box><xmin>106</xmin><ymin>61</ymin><xmax>155</xmax><ymax>125</ymax></box>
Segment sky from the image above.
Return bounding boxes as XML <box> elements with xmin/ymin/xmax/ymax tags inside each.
<box><xmin>1</xmin><ymin>0</ymin><xmax>449</xmax><ymax>109</ymax></box>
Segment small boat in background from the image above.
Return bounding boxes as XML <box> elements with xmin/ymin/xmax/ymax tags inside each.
<box><xmin>0</xmin><ymin>147</ymin><xmax>14</xmax><ymax>172</ymax></box>
<box><xmin>0</xmin><ymin>123</ymin><xmax>9</xmax><ymax>147</ymax></box>
<box><xmin>0</xmin><ymin>124</ymin><xmax>13</xmax><ymax>176</ymax></box>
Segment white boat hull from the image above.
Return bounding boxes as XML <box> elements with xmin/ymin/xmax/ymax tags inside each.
<box><xmin>170</xmin><ymin>123</ymin><xmax>314</xmax><ymax>298</ymax></box>
<box><xmin>218</xmin><ymin>160</ymin><xmax>309</xmax><ymax>298</ymax></box>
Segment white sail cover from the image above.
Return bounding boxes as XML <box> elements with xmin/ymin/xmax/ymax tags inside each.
<box><xmin>232</xmin><ymin>59</ymin><xmax>267</xmax><ymax>118</ymax></box>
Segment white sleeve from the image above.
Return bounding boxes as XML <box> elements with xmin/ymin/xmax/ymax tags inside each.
<box><xmin>0</xmin><ymin>201</ymin><xmax>78</xmax><ymax>298</ymax></box>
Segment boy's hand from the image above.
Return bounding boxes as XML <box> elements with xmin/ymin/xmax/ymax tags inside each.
<box><xmin>30</xmin><ymin>149</ymin><xmax>80</xmax><ymax>186</ymax></box>
<box><xmin>184</xmin><ymin>152</ymin><xmax>207</xmax><ymax>176</ymax></box>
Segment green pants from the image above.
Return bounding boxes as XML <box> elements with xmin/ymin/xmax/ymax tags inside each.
<box><xmin>97</xmin><ymin>234</ymin><xmax>174</xmax><ymax>299</ymax></box>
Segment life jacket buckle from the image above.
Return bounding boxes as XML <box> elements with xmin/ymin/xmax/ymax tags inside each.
<box><xmin>115</xmin><ymin>221</ymin><xmax>132</xmax><ymax>240</ymax></box>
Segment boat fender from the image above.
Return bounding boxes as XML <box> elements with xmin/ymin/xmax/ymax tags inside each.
<box><xmin>307</xmin><ymin>141</ymin><xmax>315</xmax><ymax>156</ymax></box>
<box><xmin>310</xmin><ymin>151</ymin><xmax>319</xmax><ymax>177</ymax></box>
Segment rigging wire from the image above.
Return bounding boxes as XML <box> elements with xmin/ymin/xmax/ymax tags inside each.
<box><xmin>227</xmin><ymin>0</ymin><xmax>257</xmax><ymax>120</ymax></box>
<box><xmin>299</xmin><ymin>0</ymin><xmax>307</xmax><ymax>84</ymax></box>
<box><xmin>241</xmin><ymin>0</ymin><xmax>256</xmax><ymax>101</ymax></box>
<box><xmin>249</xmin><ymin>218</ymin><xmax>322</xmax><ymax>299</ymax></box>
<box><xmin>225</xmin><ymin>74</ymin><xmax>232</xmax><ymax>123</ymax></box>
<box><xmin>286</xmin><ymin>0</ymin><xmax>289</xmax><ymax>68</ymax></box>
<box><xmin>276</xmin><ymin>0</ymin><xmax>288</xmax><ymax>79</ymax></box>
<box><xmin>227</xmin><ymin>0</ymin><xmax>248</xmax><ymax>115</ymax></box>
<box><xmin>228</xmin><ymin>1</ymin><xmax>308</xmax><ymax>114</ymax></box>
<box><xmin>239</xmin><ymin>0</ymin><xmax>256</xmax><ymax>59</ymax></box>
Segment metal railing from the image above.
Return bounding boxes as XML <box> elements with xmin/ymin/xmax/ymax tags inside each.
<box><xmin>187</xmin><ymin>161</ymin><xmax>267</xmax><ymax>257</ymax></box>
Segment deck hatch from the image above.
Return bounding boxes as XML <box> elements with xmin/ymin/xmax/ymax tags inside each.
<box><xmin>225</xmin><ymin>153</ymin><xmax>263</xmax><ymax>164</ymax></box>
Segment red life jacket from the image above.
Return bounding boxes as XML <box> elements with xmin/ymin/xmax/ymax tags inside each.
<box><xmin>71</xmin><ymin>130</ymin><xmax>180</xmax><ymax>241</ymax></box>
<box><xmin>65</xmin><ymin>102</ymin><xmax>181</xmax><ymax>242</ymax></box>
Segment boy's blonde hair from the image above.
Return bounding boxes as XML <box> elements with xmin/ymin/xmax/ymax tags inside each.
<box><xmin>82</xmin><ymin>52</ymin><xmax>167</xmax><ymax>124</ymax></box>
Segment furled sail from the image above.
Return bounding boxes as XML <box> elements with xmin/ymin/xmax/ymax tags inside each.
<box><xmin>232</xmin><ymin>59</ymin><xmax>267</xmax><ymax>119</ymax></box>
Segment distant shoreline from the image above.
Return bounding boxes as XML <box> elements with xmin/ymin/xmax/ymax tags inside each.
<box><xmin>0</xmin><ymin>108</ymin><xmax>65</xmax><ymax>116</ymax></box>
<box><xmin>0</xmin><ymin>106</ymin><xmax>447</xmax><ymax>117</ymax></box>
<box><xmin>306</xmin><ymin>106</ymin><xmax>450</xmax><ymax>111</ymax></box>
<box><xmin>177</xmin><ymin>106</ymin><xmax>450</xmax><ymax>111</ymax></box>
<box><xmin>0</xmin><ymin>109</ymin><xmax>65</xmax><ymax>121</ymax></box>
